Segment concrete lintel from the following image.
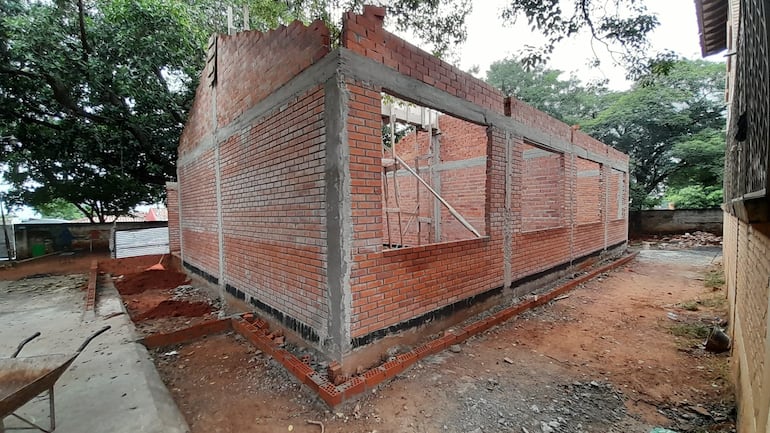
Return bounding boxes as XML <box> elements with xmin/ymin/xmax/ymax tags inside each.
<box><xmin>337</xmin><ymin>48</ymin><xmax>628</xmax><ymax>173</ymax></box>
<box><xmin>523</xmin><ymin>148</ymin><xmax>559</xmax><ymax>159</ymax></box>
<box><xmin>324</xmin><ymin>72</ymin><xmax>352</xmax><ymax>360</ymax></box>
<box><xmin>577</xmin><ymin>170</ymin><xmax>601</xmax><ymax>178</ymax></box>
<box><xmin>178</xmin><ymin>51</ymin><xmax>342</xmax><ymax>168</ymax></box>
<box><xmin>178</xmin><ymin>134</ymin><xmax>215</xmax><ymax>168</ymax></box>
<box><xmin>389</xmin><ymin>156</ymin><xmax>486</xmax><ymax>177</ymax></box>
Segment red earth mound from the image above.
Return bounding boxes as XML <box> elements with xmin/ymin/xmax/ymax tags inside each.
<box><xmin>115</xmin><ymin>269</ymin><xmax>189</xmax><ymax>295</ymax></box>
<box><xmin>135</xmin><ymin>300</ymin><xmax>212</xmax><ymax>322</ymax></box>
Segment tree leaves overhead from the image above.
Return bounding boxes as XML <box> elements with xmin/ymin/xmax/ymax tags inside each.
<box><xmin>581</xmin><ymin>60</ymin><xmax>727</xmax><ymax>210</ymax></box>
<box><xmin>501</xmin><ymin>0</ymin><xmax>667</xmax><ymax>79</ymax></box>
<box><xmin>485</xmin><ymin>57</ymin><xmax>611</xmax><ymax>125</ymax></box>
<box><xmin>315</xmin><ymin>0</ymin><xmax>472</xmax><ymax>57</ymax></box>
<box><xmin>485</xmin><ymin>57</ymin><xmax>726</xmax><ymax>210</ymax></box>
<box><xmin>0</xmin><ymin>0</ymin><xmax>215</xmax><ymax>222</ymax></box>
<box><xmin>1</xmin><ymin>0</ymin><xmax>472</xmax><ymax>222</ymax></box>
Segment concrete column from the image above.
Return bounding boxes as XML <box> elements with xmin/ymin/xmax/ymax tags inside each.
<box><xmin>324</xmin><ymin>73</ymin><xmax>352</xmax><ymax>361</ymax></box>
<box><xmin>210</xmin><ymin>45</ymin><xmax>226</xmax><ymax>300</ymax></box>
<box><xmin>602</xmin><ymin>163</ymin><xmax>609</xmax><ymax>251</ymax></box>
<box><xmin>503</xmin><ymin>130</ymin><xmax>513</xmax><ymax>288</ymax></box>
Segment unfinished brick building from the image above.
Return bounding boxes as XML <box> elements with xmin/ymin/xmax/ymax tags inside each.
<box><xmin>167</xmin><ymin>6</ymin><xmax>630</xmax><ymax>365</ymax></box>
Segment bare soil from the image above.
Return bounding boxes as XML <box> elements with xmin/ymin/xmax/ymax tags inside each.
<box><xmin>0</xmin><ymin>252</ymin><xmax>108</xmax><ymax>281</ymax></box>
<box><xmin>135</xmin><ymin>299</ymin><xmax>212</xmax><ymax>321</ymax></box>
<box><xmin>112</xmin><ymin>268</ymin><xmax>219</xmax><ymax>333</ymax></box>
<box><xmin>114</xmin><ymin>269</ymin><xmax>189</xmax><ymax>295</ymax></box>
<box><xmin>151</xmin><ymin>247</ymin><xmax>734</xmax><ymax>433</ymax></box>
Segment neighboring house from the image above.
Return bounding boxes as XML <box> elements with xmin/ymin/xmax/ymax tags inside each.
<box><xmin>695</xmin><ymin>2</ymin><xmax>770</xmax><ymax>432</ymax></box>
<box><xmin>69</xmin><ymin>209</ymin><xmax>168</xmax><ymax>223</ymax></box>
<box><xmin>70</xmin><ymin>214</ymin><xmax>146</xmax><ymax>223</ymax></box>
<box><xmin>168</xmin><ymin>7</ymin><xmax>629</xmax><ymax>366</ymax></box>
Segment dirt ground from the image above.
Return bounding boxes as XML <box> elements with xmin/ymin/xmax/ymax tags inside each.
<box><xmin>149</xmin><ymin>247</ymin><xmax>733</xmax><ymax>433</ymax></box>
<box><xmin>0</xmin><ymin>251</ymin><xmax>109</xmax><ymax>281</ymax></box>
<box><xmin>113</xmin><ymin>269</ymin><xmax>221</xmax><ymax>335</ymax></box>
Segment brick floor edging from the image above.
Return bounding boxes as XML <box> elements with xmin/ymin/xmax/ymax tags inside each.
<box><xmin>139</xmin><ymin>252</ymin><xmax>638</xmax><ymax>407</ymax></box>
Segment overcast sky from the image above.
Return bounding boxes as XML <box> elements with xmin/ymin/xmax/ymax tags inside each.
<box><xmin>453</xmin><ymin>0</ymin><xmax>723</xmax><ymax>89</ymax></box>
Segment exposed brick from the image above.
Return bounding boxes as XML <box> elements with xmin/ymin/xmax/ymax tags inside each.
<box><xmin>363</xmin><ymin>366</ymin><xmax>386</xmax><ymax>387</ymax></box>
<box><xmin>337</xmin><ymin>376</ymin><xmax>366</xmax><ymax>399</ymax></box>
<box><xmin>178</xmin><ymin>5</ymin><xmax>630</xmax><ymax>363</ymax></box>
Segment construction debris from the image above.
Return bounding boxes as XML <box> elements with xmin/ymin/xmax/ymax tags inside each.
<box><xmin>638</xmin><ymin>231</ymin><xmax>722</xmax><ymax>249</ymax></box>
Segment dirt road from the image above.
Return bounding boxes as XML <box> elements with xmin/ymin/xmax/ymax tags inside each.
<box><xmin>153</xmin><ymin>247</ymin><xmax>733</xmax><ymax>433</ymax></box>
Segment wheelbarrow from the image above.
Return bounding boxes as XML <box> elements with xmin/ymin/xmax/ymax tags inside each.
<box><xmin>0</xmin><ymin>326</ymin><xmax>110</xmax><ymax>433</ymax></box>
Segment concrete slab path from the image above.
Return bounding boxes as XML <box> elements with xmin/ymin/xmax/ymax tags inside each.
<box><xmin>0</xmin><ymin>273</ymin><xmax>189</xmax><ymax>433</ymax></box>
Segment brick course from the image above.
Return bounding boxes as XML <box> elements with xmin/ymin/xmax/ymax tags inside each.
<box><xmin>175</xmin><ymin>7</ymin><xmax>629</xmax><ymax>360</ymax></box>
<box><xmin>723</xmin><ymin>214</ymin><xmax>770</xmax><ymax>433</ymax></box>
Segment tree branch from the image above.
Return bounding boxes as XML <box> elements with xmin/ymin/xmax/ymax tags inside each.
<box><xmin>76</xmin><ymin>0</ymin><xmax>91</xmax><ymax>62</ymax></box>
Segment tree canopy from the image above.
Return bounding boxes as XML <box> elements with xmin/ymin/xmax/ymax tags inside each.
<box><xmin>485</xmin><ymin>58</ymin><xmax>610</xmax><ymax>126</ymax></box>
<box><xmin>33</xmin><ymin>198</ymin><xmax>82</xmax><ymax>220</ymax></box>
<box><xmin>501</xmin><ymin>0</ymin><xmax>675</xmax><ymax>79</ymax></box>
<box><xmin>582</xmin><ymin>60</ymin><xmax>726</xmax><ymax>210</ymax></box>
<box><xmin>486</xmin><ymin>57</ymin><xmax>726</xmax><ymax>210</ymax></box>
<box><xmin>0</xmin><ymin>0</ymin><xmax>210</xmax><ymax>222</ymax></box>
<box><xmin>0</xmin><ymin>0</ymin><xmax>470</xmax><ymax>222</ymax></box>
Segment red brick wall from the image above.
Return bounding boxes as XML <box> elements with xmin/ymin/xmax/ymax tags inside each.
<box><xmin>215</xmin><ymin>20</ymin><xmax>329</xmax><ymax>127</ymax></box>
<box><xmin>166</xmin><ymin>183</ymin><xmax>180</xmax><ymax>253</ymax></box>
<box><xmin>219</xmin><ymin>87</ymin><xmax>327</xmax><ymax>330</ymax></box>
<box><xmin>348</xmin><ymin>79</ymin><xmax>507</xmax><ymax>337</ymax></box>
<box><xmin>178</xmin><ymin>148</ymin><xmax>219</xmax><ymax>277</ymax></box>
<box><xmin>177</xmin><ymin>21</ymin><xmax>332</xmax><ymax>331</ymax></box>
<box><xmin>521</xmin><ymin>142</ymin><xmax>565</xmax><ymax>232</ymax></box>
<box><xmin>724</xmin><ymin>215</ymin><xmax>770</xmax><ymax>433</ymax></box>
<box><xmin>341</xmin><ymin>7</ymin><xmax>504</xmax><ymax>113</ymax></box>
<box><xmin>178</xmin><ymin>50</ymin><xmax>214</xmax><ymax>158</ymax></box>
<box><xmin>607</xmin><ymin>169</ymin><xmax>625</xmax><ymax>221</ymax></box>
<box><xmin>576</xmin><ymin>157</ymin><xmax>602</xmax><ymax>225</ymax></box>
<box><xmin>177</xmin><ymin>8</ymin><xmax>630</xmax><ymax>351</ymax></box>
<box><xmin>343</xmin><ymin>49</ymin><xmax>627</xmax><ymax>336</ymax></box>
<box><xmin>382</xmin><ymin>116</ymin><xmax>487</xmax><ymax>246</ymax></box>
<box><xmin>348</xmin><ymin>80</ymin><xmax>385</xmax><ymax>258</ymax></box>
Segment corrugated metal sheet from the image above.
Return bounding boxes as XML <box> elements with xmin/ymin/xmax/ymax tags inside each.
<box><xmin>114</xmin><ymin>227</ymin><xmax>169</xmax><ymax>258</ymax></box>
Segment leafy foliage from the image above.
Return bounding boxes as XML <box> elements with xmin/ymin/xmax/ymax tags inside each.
<box><xmin>485</xmin><ymin>58</ymin><xmax>726</xmax><ymax>211</ymax></box>
<box><xmin>501</xmin><ymin>0</ymin><xmax>674</xmax><ymax>79</ymax></box>
<box><xmin>582</xmin><ymin>60</ymin><xmax>726</xmax><ymax>210</ymax></box>
<box><xmin>303</xmin><ymin>0</ymin><xmax>472</xmax><ymax>57</ymax></box>
<box><xmin>1</xmin><ymin>0</ymin><xmax>470</xmax><ymax>222</ymax></box>
<box><xmin>486</xmin><ymin>58</ymin><xmax>610</xmax><ymax>125</ymax></box>
<box><xmin>33</xmin><ymin>198</ymin><xmax>82</xmax><ymax>220</ymax></box>
<box><xmin>665</xmin><ymin>185</ymin><xmax>723</xmax><ymax>209</ymax></box>
<box><xmin>0</xmin><ymin>0</ymin><xmax>214</xmax><ymax>222</ymax></box>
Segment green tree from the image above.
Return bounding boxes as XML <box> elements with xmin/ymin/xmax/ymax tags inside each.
<box><xmin>582</xmin><ymin>59</ymin><xmax>726</xmax><ymax>210</ymax></box>
<box><xmin>665</xmin><ymin>185</ymin><xmax>724</xmax><ymax>209</ymax></box>
<box><xmin>0</xmin><ymin>0</ymin><xmax>471</xmax><ymax>222</ymax></box>
<box><xmin>0</xmin><ymin>0</ymin><xmax>215</xmax><ymax>222</ymax></box>
<box><xmin>485</xmin><ymin>57</ymin><xmax>609</xmax><ymax>125</ymax></box>
<box><xmin>501</xmin><ymin>0</ymin><xmax>675</xmax><ymax>79</ymax></box>
<box><xmin>33</xmin><ymin>198</ymin><xmax>82</xmax><ymax>220</ymax></box>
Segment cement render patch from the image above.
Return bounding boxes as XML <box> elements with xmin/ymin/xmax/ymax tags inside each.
<box><xmin>0</xmin><ymin>275</ymin><xmax>189</xmax><ymax>433</ymax></box>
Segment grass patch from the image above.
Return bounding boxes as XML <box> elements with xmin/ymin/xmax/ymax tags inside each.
<box><xmin>680</xmin><ymin>301</ymin><xmax>700</xmax><ymax>311</ymax></box>
<box><xmin>699</xmin><ymin>295</ymin><xmax>727</xmax><ymax>309</ymax></box>
<box><xmin>669</xmin><ymin>322</ymin><xmax>711</xmax><ymax>340</ymax></box>
<box><xmin>705</xmin><ymin>269</ymin><xmax>725</xmax><ymax>289</ymax></box>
